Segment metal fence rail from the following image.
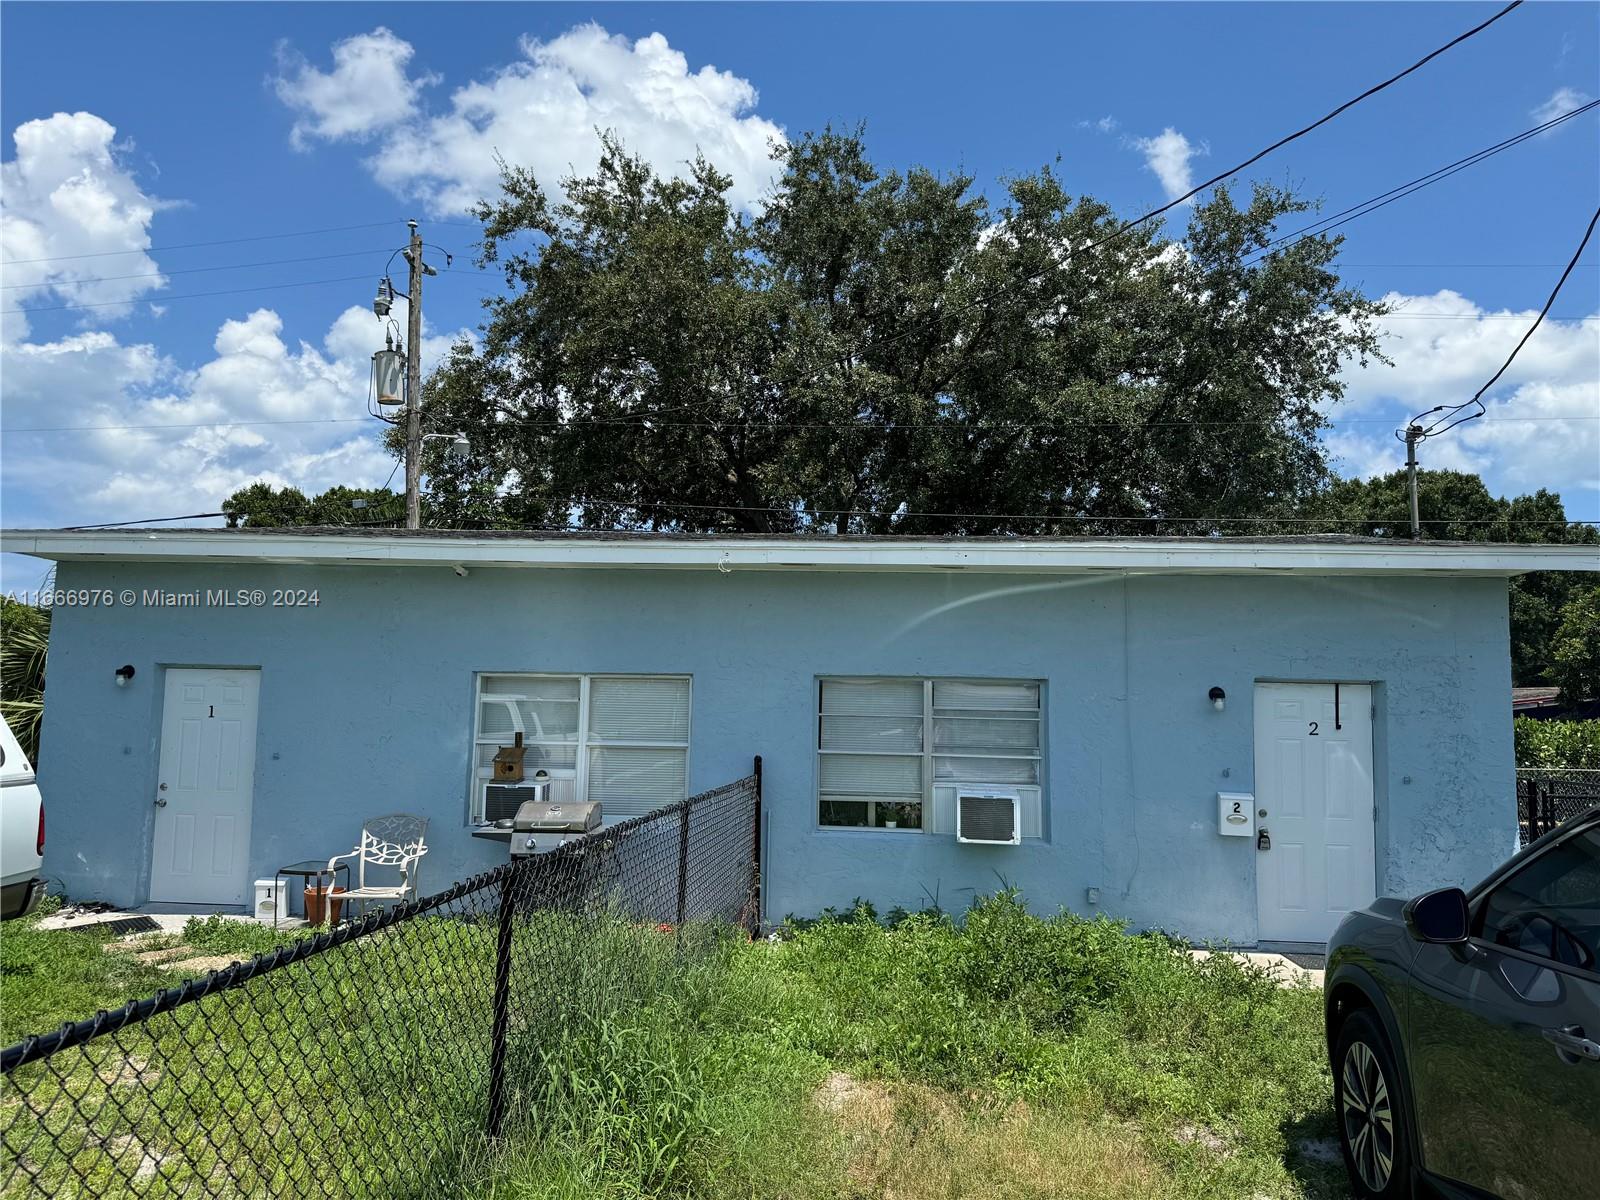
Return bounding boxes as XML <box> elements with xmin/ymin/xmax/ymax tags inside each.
<box><xmin>1517</xmin><ymin>767</ymin><xmax>1600</xmax><ymax>846</ymax></box>
<box><xmin>1</xmin><ymin>762</ymin><xmax>761</xmax><ymax>1199</ymax></box>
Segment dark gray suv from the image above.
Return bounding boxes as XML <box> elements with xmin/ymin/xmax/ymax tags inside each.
<box><xmin>1324</xmin><ymin>806</ymin><xmax>1599</xmax><ymax>1199</ymax></box>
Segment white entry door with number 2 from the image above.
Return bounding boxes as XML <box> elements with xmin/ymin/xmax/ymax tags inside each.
<box><xmin>1254</xmin><ymin>681</ymin><xmax>1375</xmax><ymax>946</ymax></box>
<box><xmin>150</xmin><ymin>668</ymin><xmax>259</xmax><ymax>905</ymax></box>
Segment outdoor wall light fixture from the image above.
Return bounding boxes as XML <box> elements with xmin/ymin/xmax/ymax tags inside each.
<box><xmin>1208</xmin><ymin>686</ymin><xmax>1226</xmax><ymax>712</ymax></box>
<box><xmin>114</xmin><ymin>664</ymin><xmax>136</xmax><ymax>687</ymax></box>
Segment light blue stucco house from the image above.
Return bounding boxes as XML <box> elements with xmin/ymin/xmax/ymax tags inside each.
<box><xmin>7</xmin><ymin>527</ymin><xmax>1594</xmax><ymax>946</ymax></box>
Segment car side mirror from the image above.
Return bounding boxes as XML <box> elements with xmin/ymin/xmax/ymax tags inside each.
<box><xmin>1405</xmin><ymin>887</ymin><xmax>1469</xmax><ymax>944</ymax></box>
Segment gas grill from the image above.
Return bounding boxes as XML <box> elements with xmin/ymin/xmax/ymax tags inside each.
<box><xmin>510</xmin><ymin>799</ymin><xmax>601</xmax><ymax>859</ymax></box>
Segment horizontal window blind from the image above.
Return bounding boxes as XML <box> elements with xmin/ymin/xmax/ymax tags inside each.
<box><xmin>588</xmin><ymin>677</ymin><xmax>690</xmax><ymax>744</ymax></box>
<box><xmin>819</xmin><ymin>753</ymin><xmax>923</xmax><ymax>795</ymax></box>
<box><xmin>820</xmin><ymin>678</ymin><xmax>1043</xmax><ymax>833</ymax></box>
<box><xmin>587</xmin><ymin>747</ymin><xmax>688</xmax><ymax>819</ymax></box>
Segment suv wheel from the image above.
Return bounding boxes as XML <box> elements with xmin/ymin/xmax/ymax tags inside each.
<box><xmin>1334</xmin><ymin>1009</ymin><xmax>1412</xmax><ymax>1198</ymax></box>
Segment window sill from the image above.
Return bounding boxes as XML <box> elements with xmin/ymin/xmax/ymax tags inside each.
<box><xmin>812</xmin><ymin>827</ymin><xmax>1048</xmax><ymax>844</ymax></box>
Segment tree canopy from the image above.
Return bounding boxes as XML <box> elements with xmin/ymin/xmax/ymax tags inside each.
<box><xmin>414</xmin><ymin>128</ymin><xmax>1386</xmax><ymax>534</ymax></box>
<box><xmin>218</xmin><ymin>133</ymin><xmax>1595</xmax><ymax>687</ymax></box>
<box><xmin>221</xmin><ymin>483</ymin><xmax>401</xmax><ymax>528</ymax></box>
<box><xmin>1308</xmin><ymin>468</ymin><xmax>1598</xmax><ymax>689</ymax></box>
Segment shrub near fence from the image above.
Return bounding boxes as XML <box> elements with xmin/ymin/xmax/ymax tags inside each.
<box><xmin>0</xmin><ymin>767</ymin><xmax>761</xmax><ymax>1199</ymax></box>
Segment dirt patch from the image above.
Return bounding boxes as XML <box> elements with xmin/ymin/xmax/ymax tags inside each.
<box><xmin>165</xmin><ymin>955</ymin><xmax>243</xmax><ymax>977</ymax></box>
<box><xmin>1174</xmin><ymin>1122</ymin><xmax>1233</xmax><ymax>1156</ymax></box>
<box><xmin>814</xmin><ymin>1073</ymin><xmax>1160</xmax><ymax>1199</ymax></box>
<box><xmin>132</xmin><ymin>945</ymin><xmax>195</xmax><ymax>965</ymax></box>
<box><xmin>1296</xmin><ymin>1137</ymin><xmax>1343</xmax><ymax>1165</ymax></box>
<box><xmin>96</xmin><ymin>1056</ymin><xmax>160</xmax><ymax>1088</ymax></box>
<box><xmin>102</xmin><ymin>1134</ymin><xmax>167</xmax><ymax>1181</ymax></box>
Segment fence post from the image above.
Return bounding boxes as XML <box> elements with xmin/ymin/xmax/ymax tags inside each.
<box><xmin>675</xmin><ymin>800</ymin><xmax>691</xmax><ymax>927</ymax></box>
<box><xmin>749</xmin><ymin>755</ymin><xmax>763</xmax><ymax>936</ymax></box>
<box><xmin>485</xmin><ymin>866</ymin><xmax>517</xmax><ymax>1141</ymax></box>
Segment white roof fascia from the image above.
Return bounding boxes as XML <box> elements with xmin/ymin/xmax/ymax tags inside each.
<box><xmin>2</xmin><ymin>530</ymin><xmax>1595</xmax><ymax>576</ymax></box>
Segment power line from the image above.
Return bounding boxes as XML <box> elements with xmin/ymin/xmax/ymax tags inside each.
<box><xmin>1245</xmin><ymin>100</ymin><xmax>1600</xmax><ymax>266</ymax></box>
<box><xmin>64</xmin><ymin>500</ymin><xmax>1597</xmax><ymax>531</ymax></box>
<box><xmin>1406</xmin><ymin>202</ymin><xmax>1600</xmax><ymax>444</ymax></box>
<box><xmin>0</xmin><ymin>221</ymin><xmax>405</xmax><ymax>267</ymax></box>
<box><xmin>1395</xmin><ymin>202</ymin><xmax>1600</xmax><ymax>537</ymax></box>
<box><xmin>1457</xmin><ymin>205</ymin><xmax>1600</xmax><ymax>416</ymax></box>
<box><xmin>7</xmin><ymin>413</ymin><xmax>1596</xmax><ymax>436</ymax></box>
<box><xmin>610</xmin><ymin>0</ymin><xmax>1530</xmax><ymax>417</ymax></box>
<box><xmin>1382</xmin><ymin>314</ymin><xmax>1600</xmax><ymax>320</ymax></box>
<box><xmin>0</xmin><ymin>247</ymin><xmax>397</xmax><ymax>291</ymax></box>
<box><xmin>1111</xmin><ymin>1</ymin><xmax>1526</xmax><ymax>228</ymax></box>
<box><xmin>418</xmin><ymin>493</ymin><xmax>1600</xmax><ymax>528</ymax></box>
<box><xmin>66</xmin><ymin>511</ymin><xmax>227</xmax><ymax>530</ymax></box>
<box><xmin>0</xmin><ymin>273</ymin><xmax>372</xmax><ymax>315</ymax></box>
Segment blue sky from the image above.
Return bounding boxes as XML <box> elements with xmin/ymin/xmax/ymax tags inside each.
<box><xmin>2</xmin><ymin>1</ymin><xmax>1597</xmax><ymax>582</ymax></box>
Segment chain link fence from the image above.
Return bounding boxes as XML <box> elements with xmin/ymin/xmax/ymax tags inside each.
<box><xmin>1</xmin><ymin>764</ymin><xmax>761</xmax><ymax>1198</ymax></box>
<box><xmin>1517</xmin><ymin>767</ymin><xmax>1600</xmax><ymax>847</ymax></box>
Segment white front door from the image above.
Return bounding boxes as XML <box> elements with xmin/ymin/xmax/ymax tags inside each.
<box><xmin>1254</xmin><ymin>681</ymin><xmax>1375</xmax><ymax>946</ymax></box>
<box><xmin>150</xmin><ymin>668</ymin><xmax>259</xmax><ymax>905</ymax></box>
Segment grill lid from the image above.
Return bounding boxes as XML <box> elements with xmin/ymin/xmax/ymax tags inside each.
<box><xmin>512</xmin><ymin>800</ymin><xmax>601</xmax><ymax>834</ymax></box>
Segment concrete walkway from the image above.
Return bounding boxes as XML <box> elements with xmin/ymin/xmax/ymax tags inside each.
<box><xmin>36</xmin><ymin>906</ymin><xmax>308</xmax><ymax>935</ymax></box>
<box><xmin>1188</xmin><ymin>948</ymin><xmax>1325</xmax><ymax>988</ymax></box>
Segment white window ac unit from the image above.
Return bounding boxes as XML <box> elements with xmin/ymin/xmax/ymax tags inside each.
<box><xmin>956</xmin><ymin>788</ymin><xmax>1022</xmax><ymax>845</ymax></box>
<box><xmin>485</xmin><ymin>778</ymin><xmax>551</xmax><ymax>823</ymax></box>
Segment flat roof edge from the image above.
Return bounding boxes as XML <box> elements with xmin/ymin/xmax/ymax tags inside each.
<box><xmin>3</xmin><ymin>529</ymin><xmax>1594</xmax><ymax>576</ymax></box>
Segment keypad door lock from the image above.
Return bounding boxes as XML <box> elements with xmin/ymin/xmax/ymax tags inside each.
<box><xmin>1256</xmin><ymin>828</ymin><xmax>1271</xmax><ymax>851</ymax></box>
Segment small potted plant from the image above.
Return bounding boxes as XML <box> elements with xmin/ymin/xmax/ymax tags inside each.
<box><xmin>303</xmin><ymin>882</ymin><xmax>348</xmax><ymax>926</ymax></box>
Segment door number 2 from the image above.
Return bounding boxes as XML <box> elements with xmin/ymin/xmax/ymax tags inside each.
<box><xmin>1308</xmin><ymin>721</ymin><xmax>1319</xmax><ymax>736</ymax></box>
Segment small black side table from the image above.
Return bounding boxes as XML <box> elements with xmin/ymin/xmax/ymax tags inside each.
<box><xmin>273</xmin><ymin>861</ymin><xmax>350</xmax><ymax>928</ymax></box>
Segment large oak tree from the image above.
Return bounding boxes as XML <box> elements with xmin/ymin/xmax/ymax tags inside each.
<box><xmin>417</xmin><ymin>128</ymin><xmax>1388</xmax><ymax>534</ymax></box>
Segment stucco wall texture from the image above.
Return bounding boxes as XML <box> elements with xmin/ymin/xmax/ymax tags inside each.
<box><xmin>37</xmin><ymin>560</ymin><xmax>1516</xmax><ymax>942</ymax></box>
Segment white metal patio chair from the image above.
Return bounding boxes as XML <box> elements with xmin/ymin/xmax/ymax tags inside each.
<box><xmin>326</xmin><ymin>813</ymin><xmax>429</xmax><ymax>921</ymax></box>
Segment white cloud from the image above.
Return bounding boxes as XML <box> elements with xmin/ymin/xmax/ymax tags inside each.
<box><xmin>274</xmin><ymin>27</ymin><xmax>436</xmax><ymax>149</ymax></box>
<box><xmin>1</xmin><ymin>302</ymin><xmax>473</xmax><ymax>528</ymax></box>
<box><xmin>1131</xmin><ymin>127</ymin><xmax>1204</xmax><ymax>204</ymax></box>
<box><xmin>1328</xmin><ymin>290</ymin><xmax>1600</xmax><ymax>501</ymax></box>
<box><xmin>274</xmin><ymin>23</ymin><xmax>784</xmax><ymax>215</ymax></box>
<box><xmin>0</xmin><ymin>112</ymin><xmax>165</xmax><ymax>340</ymax></box>
<box><xmin>1532</xmin><ymin>85</ymin><xmax>1594</xmax><ymax>125</ymax></box>
<box><xmin>1339</xmin><ymin>290</ymin><xmax>1598</xmax><ymax>416</ymax></box>
<box><xmin>0</xmin><ymin>108</ymin><xmax>469</xmax><ymax>540</ymax></box>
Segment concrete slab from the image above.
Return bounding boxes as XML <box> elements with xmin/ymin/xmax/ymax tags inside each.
<box><xmin>37</xmin><ymin>910</ymin><xmax>191</xmax><ymax>935</ymax></box>
<box><xmin>1189</xmin><ymin>948</ymin><xmax>1325</xmax><ymax>989</ymax></box>
<box><xmin>36</xmin><ymin>907</ymin><xmax>307</xmax><ymax>935</ymax></box>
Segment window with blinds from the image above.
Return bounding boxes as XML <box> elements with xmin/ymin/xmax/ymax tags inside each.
<box><xmin>472</xmin><ymin>675</ymin><xmax>690</xmax><ymax>823</ymax></box>
<box><xmin>817</xmin><ymin>678</ymin><xmax>1042</xmax><ymax>832</ymax></box>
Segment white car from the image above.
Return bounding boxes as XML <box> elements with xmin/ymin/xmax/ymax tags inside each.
<box><xmin>1</xmin><ymin>716</ymin><xmax>45</xmax><ymax>920</ymax></box>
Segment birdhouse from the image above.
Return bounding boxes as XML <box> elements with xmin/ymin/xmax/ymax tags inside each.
<box><xmin>493</xmin><ymin>732</ymin><xmax>527</xmax><ymax>782</ymax></box>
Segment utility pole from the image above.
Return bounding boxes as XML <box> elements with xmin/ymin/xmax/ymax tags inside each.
<box><xmin>1403</xmin><ymin>422</ymin><xmax>1422</xmax><ymax>541</ymax></box>
<box><xmin>404</xmin><ymin>219</ymin><xmax>424</xmax><ymax>530</ymax></box>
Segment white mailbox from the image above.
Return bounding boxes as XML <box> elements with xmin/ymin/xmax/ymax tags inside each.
<box><xmin>1218</xmin><ymin>792</ymin><xmax>1255</xmax><ymax>837</ymax></box>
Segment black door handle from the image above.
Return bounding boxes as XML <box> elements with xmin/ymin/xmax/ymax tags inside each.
<box><xmin>1542</xmin><ymin>1025</ymin><xmax>1600</xmax><ymax>1063</ymax></box>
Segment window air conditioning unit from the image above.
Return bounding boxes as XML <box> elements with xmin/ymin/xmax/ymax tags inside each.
<box><xmin>956</xmin><ymin>788</ymin><xmax>1022</xmax><ymax>845</ymax></box>
<box><xmin>485</xmin><ymin>774</ymin><xmax>551</xmax><ymax>823</ymax></box>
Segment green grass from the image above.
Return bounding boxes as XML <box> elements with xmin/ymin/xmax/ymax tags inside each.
<box><xmin>459</xmin><ymin>892</ymin><xmax>1343</xmax><ymax>1200</ymax></box>
<box><xmin>2</xmin><ymin>892</ymin><xmax>1343</xmax><ymax>1200</ymax></box>
<box><xmin>0</xmin><ymin>907</ymin><xmax>183</xmax><ymax>1039</ymax></box>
